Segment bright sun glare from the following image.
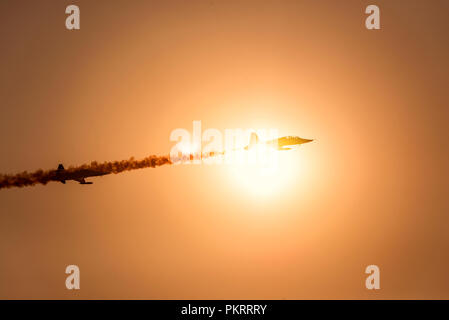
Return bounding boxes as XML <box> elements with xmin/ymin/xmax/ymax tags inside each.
<box><xmin>175</xmin><ymin>139</ymin><xmax>309</xmax><ymax>199</ymax></box>
<box><xmin>226</xmin><ymin>145</ymin><xmax>303</xmax><ymax>197</ymax></box>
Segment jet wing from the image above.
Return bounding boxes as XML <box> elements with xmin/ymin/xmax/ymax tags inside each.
<box><xmin>76</xmin><ymin>178</ymin><xmax>93</xmax><ymax>185</ymax></box>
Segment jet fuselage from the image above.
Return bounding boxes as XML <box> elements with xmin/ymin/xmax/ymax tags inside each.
<box><xmin>53</xmin><ymin>164</ymin><xmax>110</xmax><ymax>184</ymax></box>
<box><xmin>245</xmin><ymin>133</ymin><xmax>313</xmax><ymax>151</ymax></box>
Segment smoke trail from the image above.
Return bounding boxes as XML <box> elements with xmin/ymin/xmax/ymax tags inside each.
<box><xmin>0</xmin><ymin>155</ymin><xmax>172</xmax><ymax>190</ymax></box>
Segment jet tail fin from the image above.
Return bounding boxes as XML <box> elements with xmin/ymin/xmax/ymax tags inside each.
<box><xmin>245</xmin><ymin>132</ymin><xmax>259</xmax><ymax>150</ymax></box>
<box><xmin>57</xmin><ymin>164</ymin><xmax>64</xmax><ymax>171</ymax></box>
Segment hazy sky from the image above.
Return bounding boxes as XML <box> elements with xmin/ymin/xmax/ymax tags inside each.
<box><xmin>0</xmin><ymin>0</ymin><xmax>448</xmax><ymax>299</ymax></box>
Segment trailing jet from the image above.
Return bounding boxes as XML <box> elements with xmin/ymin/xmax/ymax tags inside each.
<box><xmin>244</xmin><ymin>133</ymin><xmax>313</xmax><ymax>151</ymax></box>
<box><xmin>53</xmin><ymin>164</ymin><xmax>110</xmax><ymax>185</ymax></box>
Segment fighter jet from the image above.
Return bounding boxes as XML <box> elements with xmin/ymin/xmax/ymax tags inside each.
<box><xmin>53</xmin><ymin>164</ymin><xmax>110</xmax><ymax>185</ymax></box>
<box><xmin>244</xmin><ymin>133</ymin><xmax>313</xmax><ymax>151</ymax></box>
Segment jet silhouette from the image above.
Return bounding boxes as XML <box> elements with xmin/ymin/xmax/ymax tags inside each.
<box><xmin>244</xmin><ymin>133</ymin><xmax>313</xmax><ymax>151</ymax></box>
<box><xmin>54</xmin><ymin>164</ymin><xmax>110</xmax><ymax>184</ymax></box>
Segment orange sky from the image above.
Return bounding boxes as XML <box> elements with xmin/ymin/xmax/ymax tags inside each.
<box><xmin>0</xmin><ymin>0</ymin><xmax>448</xmax><ymax>299</ymax></box>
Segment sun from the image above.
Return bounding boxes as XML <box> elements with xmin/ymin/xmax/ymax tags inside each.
<box><xmin>225</xmin><ymin>145</ymin><xmax>303</xmax><ymax>198</ymax></box>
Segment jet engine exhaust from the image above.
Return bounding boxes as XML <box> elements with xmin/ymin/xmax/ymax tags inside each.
<box><xmin>0</xmin><ymin>155</ymin><xmax>172</xmax><ymax>190</ymax></box>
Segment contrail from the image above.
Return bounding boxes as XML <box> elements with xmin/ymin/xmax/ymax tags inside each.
<box><xmin>0</xmin><ymin>155</ymin><xmax>172</xmax><ymax>189</ymax></box>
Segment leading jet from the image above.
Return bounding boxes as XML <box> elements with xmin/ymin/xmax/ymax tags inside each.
<box><xmin>244</xmin><ymin>133</ymin><xmax>313</xmax><ymax>151</ymax></box>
